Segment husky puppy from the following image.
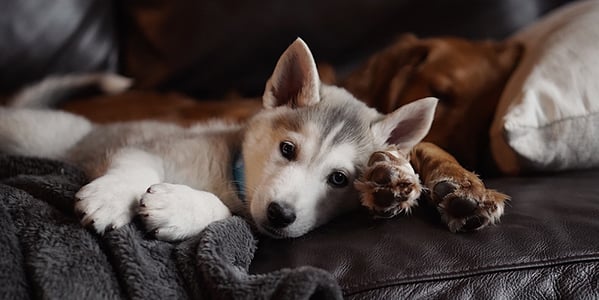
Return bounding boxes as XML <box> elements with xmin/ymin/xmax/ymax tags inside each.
<box><xmin>0</xmin><ymin>39</ymin><xmax>437</xmax><ymax>240</ymax></box>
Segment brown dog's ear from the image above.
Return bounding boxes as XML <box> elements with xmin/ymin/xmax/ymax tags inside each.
<box><xmin>317</xmin><ymin>62</ymin><xmax>336</xmax><ymax>85</ymax></box>
<box><xmin>371</xmin><ymin>97</ymin><xmax>438</xmax><ymax>150</ymax></box>
<box><xmin>343</xmin><ymin>33</ymin><xmax>429</xmax><ymax>113</ymax></box>
<box><xmin>394</xmin><ymin>33</ymin><xmax>419</xmax><ymax>44</ymax></box>
<box><xmin>494</xmin><ymin>41</ymin><xmax>525</xmax><ymax>72</ymax></box>
<box><xmin>263</xmin><ymin>38</ymin><xmax>321</xmax><ymax>109</ymax></box>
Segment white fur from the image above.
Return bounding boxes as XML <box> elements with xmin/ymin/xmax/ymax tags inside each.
<box><xmin>9</xmin><ymin>73</ymin><xmax>132</xmax><ymax>108</ymax></box>
<box><xmin>263</xmin><ymin>38</ymin><xmax>320</xmax><ymax>108</ymax></box>
<box><xmin>74</xmin><ymin>148</ymin><xmax>164</xmax><ymax>233</ymax></box>
<box><xmin>371</xmin><ymin>97</ymin><xmax>438</xmax><ymax>149</ymax></box>
<box><xmin>248</xmin><ymin>130</ymin><xmax>360</xmax><ymax>237</ymax></box>
<box><xmin>0</xmin><ymin>108</ymin><xmax>92</xmax><ymax>159</ymax></box>
<box><xmin>140</xmin><ymin>183</ymin><xmax>232</xmax><ymax>240</ymax></box>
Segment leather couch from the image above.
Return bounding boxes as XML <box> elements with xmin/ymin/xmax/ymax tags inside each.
<box><xmin>3</xmin><ymin>0</ymin><xmax>597</xmax><ymax>298</ymax></box>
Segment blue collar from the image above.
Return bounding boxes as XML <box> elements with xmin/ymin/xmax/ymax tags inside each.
<box><xmin>232</xmin><ymin>152</ymin><xmax>246</xmax><ymax>203</ymax></box>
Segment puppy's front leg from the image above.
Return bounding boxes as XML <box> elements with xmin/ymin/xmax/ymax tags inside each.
<box><xmin>139</xmin><ymin>183</ymin><xmax>231</xmax><ymax>241</ymax></box>
<box><xmin>410</xmin><ymin>142</ymin><xmax>509</xmax><ymax>232</ymax></box>
<box><xmin>75</xmin><ymin>148</ymin><xmax>164</xmax><ymax>234</ymax></box>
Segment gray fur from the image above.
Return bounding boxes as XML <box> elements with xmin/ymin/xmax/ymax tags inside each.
<box><xmin>314</xmin><ymin>86</ymin><xmax>379</xmax><ymax>150</ymax></box>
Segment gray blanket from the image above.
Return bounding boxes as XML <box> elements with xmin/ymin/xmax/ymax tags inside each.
<box><xmin>0</xmin><ymin>155</ymin><xmax>342</xmax><ymax>300</ymax></box>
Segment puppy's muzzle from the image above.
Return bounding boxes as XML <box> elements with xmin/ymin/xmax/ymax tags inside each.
<box><xmin>266</xmin><ymin>202</ymin><xmax>296</xmax><ymax>228</ymax></box>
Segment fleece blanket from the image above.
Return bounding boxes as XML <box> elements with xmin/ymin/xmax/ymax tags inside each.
<box><xmin>0</xmin><ymin>155</ymin><xmax>342</xmax><ymax>300</ymax></box>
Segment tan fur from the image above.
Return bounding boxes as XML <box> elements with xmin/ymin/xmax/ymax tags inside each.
<box><xmin>410</xmin><ymin>142</ymin><xmax>509</xmax><ymax>232</ymax></box>
<box><xmin>355</xmin><ymin>145</ymin><xmax>422</xmax><ymax>217</ymax></box>
<box><xmin>343</xmin><ymin>34</ymin><xmax>523</xmax><ymax>170</ymax></box>
<box><xmin>356</xmin><ymin>142</ymin><xmax>509</xmax><ymax>232</ymax></box>
<box><xmin>344</xmin><ymin>35</ymin><xmax>519</xmax><ymax>231</ymax></box>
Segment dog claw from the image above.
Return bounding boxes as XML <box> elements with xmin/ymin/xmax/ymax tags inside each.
<box><xmin>105</xmin><ymin>224</ymin><xmax>115</xmax><ymax>233</ymax></box>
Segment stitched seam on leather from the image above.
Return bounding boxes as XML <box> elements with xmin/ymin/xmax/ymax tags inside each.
<box><xmin>342</xmin><ymin>254</ymin><xmax>599</xmax><ymax>295</ymax></box>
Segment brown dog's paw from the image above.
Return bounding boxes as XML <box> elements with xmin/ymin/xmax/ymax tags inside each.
<box><xmin>355</xmin><ymin>146</ymin><xmax>422</xmax><ymax>219</ymax></box>
<box><xmin>431</xmin><ymin>178</ymin><xmax>509</xmax><ymax>232</ymax></box>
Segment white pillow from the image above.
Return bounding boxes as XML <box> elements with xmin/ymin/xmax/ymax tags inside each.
<box><xmin>490</xmin><ymin>0</ymin><xmax>599</xmax><ymax>175</ymax></box>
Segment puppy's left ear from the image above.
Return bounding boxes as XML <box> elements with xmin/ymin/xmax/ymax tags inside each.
<box><xmin>263</xmin><ymin>38</ymin><xmax>321</xmax><ymax>109</ymax></box>
<box><xmin>371</xmin><ymin>97</ymin><xmax>438</xmax><ymax>150</ymax></box>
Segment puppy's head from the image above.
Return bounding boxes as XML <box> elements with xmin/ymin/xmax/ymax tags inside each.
<box><xmin>344</xmin><ymin>34</ymin><xmax>523</xmax><ymax>169</ymax></box>
<box><xmin>242</xmin><ymin>39</ymin><xmax>437</xmax><ymax>238</ymax></box>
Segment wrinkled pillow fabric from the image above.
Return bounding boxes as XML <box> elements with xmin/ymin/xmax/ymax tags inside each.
<box><xmin>490</xmin><ymin>0</ymin><xmax>599</xmax><ymax>174</ymax></box>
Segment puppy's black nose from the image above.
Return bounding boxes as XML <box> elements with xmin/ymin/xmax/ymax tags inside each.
<box><xmin>267</xmin><ymin>202</ymin><xmax>296</xmax><ymax>228</ymax></box>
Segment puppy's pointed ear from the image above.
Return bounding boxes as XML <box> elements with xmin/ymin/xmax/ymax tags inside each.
<box><xmin>371</xmin><ymin>97</ymin><xmax>438</xmax><ymax>150</ymax></box>
<box><xmin>263</xmin><ymin>38</ymin><xmax>321</xmax><ymax>109</ymax></box>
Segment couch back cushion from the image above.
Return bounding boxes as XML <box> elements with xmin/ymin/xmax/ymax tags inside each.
<box><xmin>118</xmin><ymin>0</ymin><xmax>571</xmax><ymax>99</ymax></box>
<box><xmin>0</xmin><ymin>0</ymin><xmax>118</xmax><ymax>94</ymax></box>
<box><xmin>490</xmin><ymin>0</ymin><xmax>599</xmax><ymax>174</ymax></box>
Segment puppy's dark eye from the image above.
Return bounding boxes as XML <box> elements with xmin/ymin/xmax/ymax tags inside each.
<box><xmin>328</xmin><ymin>171</ymin><xmax>348</xmax><ymax>188</ymax></box>
<box><xmin>279</xmin><ymin>141</ymin><xmax>296</xmax><ymax>160</ymax></box>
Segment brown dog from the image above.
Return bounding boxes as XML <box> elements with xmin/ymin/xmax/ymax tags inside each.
<box><xmin>347</xmin><ymin>34</ymin><xmax>522</xmax><ymax>231</ymax></box>
<box><xmin>344</xmin><ymin>34</ymin><xmax>523</xmax><ymax>170</ymax></box>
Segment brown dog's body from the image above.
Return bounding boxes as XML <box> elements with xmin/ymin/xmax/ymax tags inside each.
<box><xmin>59</xmin><ymin>35</ymin><xmax>519</xmax><ymax>232</ymax></box>
<box><xmin>344</xmin><ymin>34</ymin><xmax>522</xmax><ymax>171</ymax></box>
<box><xmin>347</xmin><ymin>34</ymin><xmax>520</xmax><ymax>231</ymax></box>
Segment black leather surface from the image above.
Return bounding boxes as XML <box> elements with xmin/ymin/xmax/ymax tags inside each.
<box><xmin>118</xmin><ymin>0</ymin><xmax>572</xmax><ymax>98</ymax></box>
<box><xmin>250</xmin><ymin>169</ymin><xmax>599</xmax><ymax>297</ymax></box>
<box><xmin>350</xmin><ymin>262</ymin><xmax>599</xmax><ymax>299</ymax></box>
<box><xmin>0</xmin><ymin>0</ymin><xmax>117</xmax><ymax>94</ymax></box>
<box><xmin>1</xmin><ymin>0</ymin><xmax>593</xmax><ymax>297</ymax></box>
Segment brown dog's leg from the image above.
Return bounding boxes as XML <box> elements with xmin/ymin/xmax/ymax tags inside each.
<box><xmin>410</xmin><ymin>142</ymin><xmax>509</xmax><ymax>232</ymax></box>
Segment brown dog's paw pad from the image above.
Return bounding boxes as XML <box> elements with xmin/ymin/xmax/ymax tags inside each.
<box><xmin>433</xmin><ymin>179</ymin><xmax>508</xmax><ymax>232</ymax></box>
<box><xmin>445</xmin><ymin>196</ymin><xmax>478</xmax><ymax>218</ymax></box>
<box><xmin>461</xmin><ymin>216</ymin><xmax>489</xmax><ymax>231</ymax></box>
<box><xmin>433</xmin><ymin>181</ymin><xmax>456</xmax><ymax>200</ymax></box>
<box><xmin>372</xmin><ymin>189</ymin><xmax>396</xmax><ymax>207</ymax></box>
<box><xmin>370</xmin><ymin>165</ymin><xmax>392</xmax><ymax>185</ymax></box>
<box><xmin>356</xmin><ymin>146</ymin><xmax>422</xmax><ymax>219</ymax></box>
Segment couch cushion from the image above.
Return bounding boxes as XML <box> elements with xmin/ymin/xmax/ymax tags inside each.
<box><xmin>250</xmin><ymin>169</ymin><xmax>599</xmax><ymax>298</ymax></box>
<box><xmin>490</xmin><ymin>0</ymin><xmax>599</xmax><ymax>174</ymax></box>
<box><xmin>118</xmin><ymin>0</ymin><xmax>569</xmax><ymax>98</ymax></box>
<box><xmin>0</xmin><ymin>0</ymin><xmax>118</xmax><ymax>94</ymax></box>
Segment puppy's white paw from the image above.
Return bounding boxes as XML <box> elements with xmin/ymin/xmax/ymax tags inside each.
<box><xmin>139</xmin><ymin>183</ymin><xmax>231</xmax><ymax>241</ymax></box>
<box><xmin>75</xmin><ymin>175</ymin><xmax>143</xmax><ymax>234</ymax></box>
